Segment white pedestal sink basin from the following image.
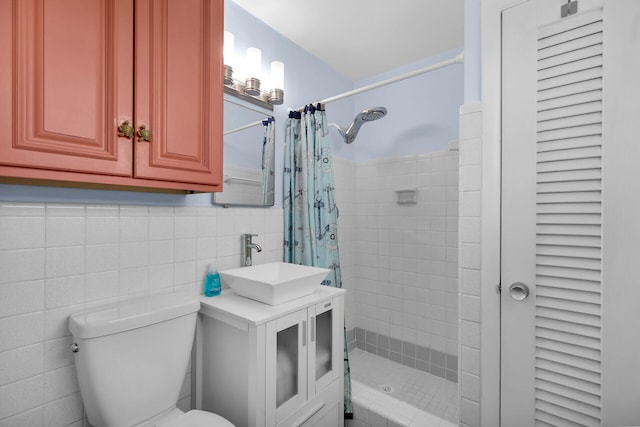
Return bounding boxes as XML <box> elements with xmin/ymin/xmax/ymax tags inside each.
<box><xmin>218</xmin><ymin>262</ymin><xmax>330</xmax><ymax>305</ymax></box>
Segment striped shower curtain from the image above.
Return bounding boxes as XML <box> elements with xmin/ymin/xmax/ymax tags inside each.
<box><xmin>283</xmin><ymin>103</ymin><xmax>353</xmax><ymax>419</ymax></box>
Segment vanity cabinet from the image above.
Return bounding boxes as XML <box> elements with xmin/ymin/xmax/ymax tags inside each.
<box><xmin>0</xmin><ymin>0</ymin><xmax>223</xmax><ymax>192</ymax></box>
<box><xmin>197</xmin><ymin>286</ymin><xmax>346</xmax><ymax>427</ymax></box>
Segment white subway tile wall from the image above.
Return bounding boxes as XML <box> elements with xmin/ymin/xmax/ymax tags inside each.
<box><xmin>334</xmin><ymin>150</ymin><xmax>460</xmax><ymax>377</ymax></box>
<box><xmin>0</xmin><ymin>203</ymin><xmax>283</xmax><ymax>426</ymax></box>
<box><xmin>458</xmin><ymin>103</ymin><xmax>483</xmax><ymax>427</ymax></box>
<box><xmin>1</xmin><ymin>147</ymin><xmax>473</xmax><ymax>426</ymax></box>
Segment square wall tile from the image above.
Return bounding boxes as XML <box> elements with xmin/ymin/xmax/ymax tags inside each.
<box><xmin>461</xmin><ymin>398</ymin><xmax>481</xmax><ymax>427</ymax></box>
<box><xmin>0</xmin><ymin>343</ymin><xmax>43</xmax><ymax>385</ymax></box>
<box><xmin>86</xmin><ymin>244</ymin><xmax>119</xmax><ymax>273</ymax></box>
<box><xmin>0</xmin><ymin>249</ymin><xmax>45</xmax><ymax>285</ymax></box>
<box><xmin>0</xmin><ymin>217</ymin><xmax>45</xmax><ymax>250</ymax></box>
<box><xmin>46</xmin><ymin>246</ymin><xmax>84</xmax><ymax>278</ymax></box>
<box><xmin>45</xmin><ymin>275</ymin><xmax>84</xmax><ymax>309</ymax></box>
<box><xmin>44</xmin><ymin>365</ymin><xmax>79</xmax><ymax>403</ymax></box>
<box><xmin>0</xmin><ymin>375</ymin><xmax>44</xmax><ymax>420</ymax></box>
<box><xmin>0</xmin><ymin>312</ymin><xmax>44</xmax><ymax>352</ymax></box>
<box><xmin>119</xmin><ymin>216</ymin><xmax>149</xmax><ymax>243</ymax></box>
<box><xmin>175</xmin><ymin>216</ymin><xmax>197</xmax><ymax>239</ymax></box>
<box><xmin>42</xmin><ymin>392</ymin><xmax>83</xmax><ymax>427</ymax></box>
<box><xmin>86</xmin><ymin>217</ymin><xmax>119</xmax><ymax>245</ymax></box>
<box><xmin>0</xmin><ymin>280</ymin><xmax>45</xmax><ymax>318</ymax></box>
<box><xmin>46</xmin><ymin>217</ymin><xmax>85</xmax><ymax>247</ymax></box>
<box><xmin>149</xmin><ymin>215</ymin><xmax>174</xmax><ymax>241</ymax></box>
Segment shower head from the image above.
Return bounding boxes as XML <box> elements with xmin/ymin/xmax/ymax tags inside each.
<box><xmin>330</xmin><ymin>106</ymin><xmax>388</xmax><ymax>144</ymax></box>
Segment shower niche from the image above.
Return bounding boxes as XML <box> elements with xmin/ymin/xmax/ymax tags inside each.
<box><xmin>197</xmin><ymin>286</ymin><xmax>345</xmax><ymax>427</ymax></box>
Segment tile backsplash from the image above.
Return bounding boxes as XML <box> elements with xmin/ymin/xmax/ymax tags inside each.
<box><xmin>0</xmin><ymin>202</ymin><xmax>282</xmax><ymax>426</ymax></box>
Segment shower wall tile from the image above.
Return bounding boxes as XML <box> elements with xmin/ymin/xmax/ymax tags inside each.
<box><xmin>348</xmin><ymin>326</ymin><xmax>458</xmax><ymax>382</ymax></box>
<box><xmin>458</xmin><ymin>103</ymin><xmax>483</xmax><ymax>427</ymax></box>
<box><xmin>353</xmin><ymin>149</ymin><xmax>459</xmax><ymax>359</ymax></box>
<box><xmin>460</xmin><ymin>372</ymin><xmax>480</xmax><ymax>402</ymax></box>
<box><xmin>0</xmin><ymin>202</ymin><xmax>284</xmax><ymax>426</ymax></box>
<box><xmin>461</xmin><ymin>398</ymin><xmax>481</xmax><ymax>427</ymax></box>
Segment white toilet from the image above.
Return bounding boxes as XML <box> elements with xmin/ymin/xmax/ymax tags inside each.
<box><xmin>69</xmin><ymin>293</ymin><xmax>234</xmax><ymax>427</ymax></box>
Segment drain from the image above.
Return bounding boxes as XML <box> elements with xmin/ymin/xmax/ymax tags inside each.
<box><xmin>378</xmin><ymin>384</ymin><xmax>395</xmax><ymax>394</ymax></box>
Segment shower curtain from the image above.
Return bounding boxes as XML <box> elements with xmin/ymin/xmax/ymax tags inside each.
<box><xmin>262</xmin><ymin>117</ymin><xmax>275</xmax><ymax>205</ymax></box>
<box><xmin>283</xmin><ymin>104</ymin><xmax>353</xmax><ymax>419</ymax></box>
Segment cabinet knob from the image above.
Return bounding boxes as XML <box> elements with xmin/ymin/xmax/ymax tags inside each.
<box><xmin>117</xmin><ymin>120</ymin><xmax>134</xmax><ymax>139</ymax></box>
<box><xmin>137</xmin><ymin>124</ymin><xmax>152</xmax><ymax>142</ymax></box>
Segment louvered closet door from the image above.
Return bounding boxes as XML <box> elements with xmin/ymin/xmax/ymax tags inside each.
<box><xmin>502</xmin><ymin>1</ymin><xmax>607</xmax><ymax>425</ymax></box>
<box><xmin>503</xmin><ymin>0</ymin><xmax>640</xmax><ymax>425</ymax></box>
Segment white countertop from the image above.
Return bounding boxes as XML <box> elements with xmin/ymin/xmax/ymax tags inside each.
<box><xmin>199</xmin><ymin>286</ymin><xmax>346</xmax><ymax>326</ymax></box>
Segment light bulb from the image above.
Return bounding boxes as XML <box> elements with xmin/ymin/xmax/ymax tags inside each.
<box><xmin>268</xmin><ymin>61</ymin><xmax>285</xmax><ymax>105</ymax></box>
<box><xmin>223</xmin><ymin>31</ymin><xmax>234</xmax><ymax>66</ymax></box>
<box><xmin>244</xmin><ymin>47</ymin><xmax>262</xmax><ymax>96</ymax></box>
<box><xmin>270</xmin><ymin>61</ymin><xmax>284</xmax><ymax>90</ymax></box>
<box><xmin>246</xmin><ymin>47</ymin><xmax>262</xmax><ymax>80</ymax></box>
<box><xmin>223</xmin><ymin>31</ymin><xmax>235</xmax><ymax>85</ymax></box>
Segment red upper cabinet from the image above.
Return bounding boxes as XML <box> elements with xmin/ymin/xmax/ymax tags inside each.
<box><xmin>134</xmin><ymin>0</ymin><xmax>223</xmax><ymax>187</ymax></box>
<box><xmin>0</xmin><ymin>0</ymin><xmax>223</xmax><ymax>192</ymax></box>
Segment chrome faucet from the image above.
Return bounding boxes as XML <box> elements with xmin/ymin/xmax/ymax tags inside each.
<box><xmin>243</xmin><ymin>234</ymin><xmax>263</xmax><ymax>266</ymax></box>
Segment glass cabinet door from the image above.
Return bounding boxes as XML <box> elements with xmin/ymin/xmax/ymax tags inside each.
<box><xmin>276</xmin><ymin>323</ymin><xmax>299</xmax><ymax>407</ymax></box>
<box><xmin>266</xmin><ymin>308</ymin><xmax>308</xmax><ymax>425</ymax></box>
<box><xmin>315</xmin><ymin>308</ymin><xmax>332</xmax><ymax>380</ymax></box>
<box><xmin>308</xmin><ymin>298</ymin><xmax>341</xmax><ymax>395</ymax></box>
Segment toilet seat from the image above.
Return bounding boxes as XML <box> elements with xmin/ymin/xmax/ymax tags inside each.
<box><xmin>157</xmin><ymin>410</ymin><xmax>234</xmax><ymax>427</ymax></box>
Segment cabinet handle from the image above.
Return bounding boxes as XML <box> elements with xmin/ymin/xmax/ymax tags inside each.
<box><xmin>137</xmin><ymin>124</ymin><xmax>152</xmax><ymax>142</ymax></box>
<box><xmin>310</xmin><ymin>316</ymin><xmax>315</xmax><ymax>342</ymax></box>
<box><xmin>117</xmin><ymin>120</ymin><xmax>134</xmax><ymax>139</ymax></box>
<box><xmin>294</xmin><ymin>401</ymin><xmax>326</xmax><ymax>427</ymax></box>
<box><xmin>302</xmin><ymin>320</ymin><xmax>307</xmax><ymax>347</ymax></box>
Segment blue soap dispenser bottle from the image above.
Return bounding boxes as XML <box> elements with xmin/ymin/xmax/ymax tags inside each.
<box><xmin>204</xmin><ymin>263</ymin><xmax>221</xmax><ymax>297</ymax></box>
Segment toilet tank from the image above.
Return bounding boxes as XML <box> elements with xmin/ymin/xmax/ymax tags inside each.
<box><xmin>69</xmin><ymin>293</ymin><xmax>200</xmax><ymax>427</ymax></box>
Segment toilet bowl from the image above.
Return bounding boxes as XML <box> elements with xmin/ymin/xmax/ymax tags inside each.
<box><xmin>69</xmin><ymin>293</ymin><xmax>234</xmax><ymax>427</ymax></box>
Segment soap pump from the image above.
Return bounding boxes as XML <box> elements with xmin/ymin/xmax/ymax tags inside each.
<box><xmin>203</xmin><ymin>263</ymin><xmax>221</xmax><ymax>297</ymax></box>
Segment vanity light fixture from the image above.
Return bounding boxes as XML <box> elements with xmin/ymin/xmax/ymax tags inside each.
<box><xmin>222</xmin><ymin>32</ymin><xmax>285</xmax><ymax>108</ymax></box>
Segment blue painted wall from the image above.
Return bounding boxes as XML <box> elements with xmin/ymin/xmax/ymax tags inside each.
<box><xmin>329</xmin><ymin>49</ymin><xmax>464</xmax><ymax>161</ymax></box>
<box><xmin>464</xmin><ymin>0</ymin><xmax>482</xmax><ymax>103</ymax></box>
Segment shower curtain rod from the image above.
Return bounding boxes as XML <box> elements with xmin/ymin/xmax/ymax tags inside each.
<box><xmin>313</xmin><ymin>52</ymin><xmax>464</xmax><ymax>107</ymax></box>
<box><xmin>224</xmin><ymin>119</ymin><xmax>265</xmax><ymax>136</ymax></box>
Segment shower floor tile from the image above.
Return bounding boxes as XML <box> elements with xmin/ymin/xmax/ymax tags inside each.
<box><xmin>349</xmin><ymin>348</ymin><xmax>459</xmax><ymax>425</ymax></box>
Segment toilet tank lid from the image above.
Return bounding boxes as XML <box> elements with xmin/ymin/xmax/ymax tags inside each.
<box><xmin>69</xmin><ymin>293</ymin><xmax>200</xmax><ymax>339</ymax></box>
